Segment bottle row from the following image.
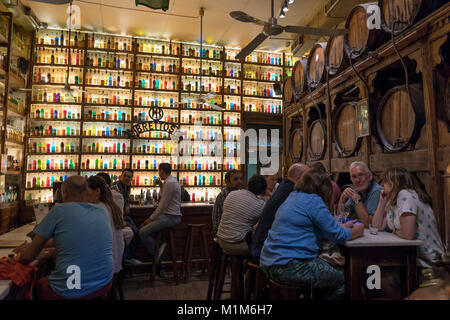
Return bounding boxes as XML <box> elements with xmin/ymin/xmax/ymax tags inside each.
<box><xmin>6</xmin><ymin>127</ymin><xmax>24</xmax><ymax>143</ymax></box>
<box><xmin>37</xmin><ymin>31</ymin><xmax>84</xmax><ymax>47</ymax></box>
<box><xmin>34</xmin><ymin>68</ymin><xmax>83</xmax><ymax>85</ymax></box>
<box><xmin>243</xmin><ymin>102</ymin><xmax>283</xmax><ymax>114</ymax></box>
<box><xmin>244</xmin><ymin>53</ymin><xmax>283</xmax><ymax>66</ymax></box>
<box><xmin>86</xmin><ymin>54</ymin><xmax>134</xmax><ymax>70</ymax></box>
<box><xmin>34</xmin><ymin>47</ymin><xmax>84</xmax><ymax>66</ymax></box>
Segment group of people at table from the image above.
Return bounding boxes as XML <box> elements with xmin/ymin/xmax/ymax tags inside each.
<box><xmin>5</xmin><ymin>158</ymin><xmax>447</xmax><ymax>300</ymax></box>
<box><xmin>212</xmin><ymin>162</ymin><xmax>446</xmax><ymax>299</ymax></box>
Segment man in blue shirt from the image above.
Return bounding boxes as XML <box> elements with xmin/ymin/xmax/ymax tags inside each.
<box><xmin>16</xmin><ymin>176</ymin><xmax>113</xmax><ymax>300</ymax></box>
<box><xmin>338</xmin><ymin>161</ymin><xmax>382</xmax><ymax>227</ymax></box>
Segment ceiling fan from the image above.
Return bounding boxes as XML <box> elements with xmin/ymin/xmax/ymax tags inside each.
<box><xmin>230</xmin><ymin>0</ymin><xmax>348</xmax><ymax>60</ymax></box>
<box><xmin>172</xmin><ymin>8</ymin><xmax>225</xmax><ymax>112</ymax></box>
<box><xmin>15</xmin><ymin>1</ymin><xmax>86</xmax><ymax>101</ymax></box>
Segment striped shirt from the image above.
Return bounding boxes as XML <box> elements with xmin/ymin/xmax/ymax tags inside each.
<box><xmin>217</xmin><ymin>190</ymin><xmax>265</xmax><ymax>243</ymax></box>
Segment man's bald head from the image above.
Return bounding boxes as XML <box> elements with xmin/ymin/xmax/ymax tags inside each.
<box><xmin>61</xmin><ymin>176</ymin><xmax>88</xmax><ymax>202</ymax></box>
<box><xmin>287</xmin><ymin>163</ymin><xmax>309</xmax><ymax>183</ymax></box>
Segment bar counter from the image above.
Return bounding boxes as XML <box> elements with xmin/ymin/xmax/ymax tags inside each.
<box><xmin>129</xmin><ymin>203</ymin><xmax>214</xmax><ymax>262</ymax></box>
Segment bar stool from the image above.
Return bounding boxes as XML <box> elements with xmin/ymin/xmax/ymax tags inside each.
<box><xmin>183</xmin><ymin>224</ymin><xmax>210</xmax><ymax>282</ymax></box>
<box><xmin>268</xmin><ymin>279</ymin><xmax>312</xmax><ymax>300</ymax></box>
<box><xmin>206</xmin><ymin>238</ymin><xmax>222</xmax><ymax>300</ymax></box>
<box><xmin>150</xmin><ymin>228</ymin><xmax>179</xmax><ymax>286</ymax></box>
<box><xmin>244</xmin><ymin>261</ymin><xmax>268</xmax><ymax>300</ymax></box>
<box><xmin>214</xmin><ymin>251</ymin><xmax>248</xmax><ymax>300</ymax></box>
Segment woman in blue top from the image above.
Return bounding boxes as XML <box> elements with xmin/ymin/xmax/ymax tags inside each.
<box><xmin>260</xmin><ymin>169</ymin><xmax>364</xmax><ymax>299</ymax></box>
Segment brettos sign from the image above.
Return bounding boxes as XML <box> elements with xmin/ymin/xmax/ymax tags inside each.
<box><xmin>126</xmin><ymin>106</ymin><xmax>180</xmax><ymax>138</ymax></box>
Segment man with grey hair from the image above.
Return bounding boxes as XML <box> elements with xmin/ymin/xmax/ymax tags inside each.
<box><xmin>14</xmin><ymin>176</ymin><xmax>114</xmax><ymax>300</ymax></box>
<box><xmin>251</xmin><ymin>163</ymin><xmax>310</xmax><ymax>262</ymax></box>
<box><xmin>338</xmin><ymin>161</ymin><xmax>382</xmax><ymax>227</ymax></box>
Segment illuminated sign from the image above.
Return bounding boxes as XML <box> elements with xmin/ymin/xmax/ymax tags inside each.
<box><xmin>126</xmin><ymin>106</ymin><xmax>180</xmax><ymax>138</ymax></box>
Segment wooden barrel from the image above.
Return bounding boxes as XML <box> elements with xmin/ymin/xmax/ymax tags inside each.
<box><xmin>376</xmin><ymin>83</ymin><xmax>425</xmax><ymax>152</ymax></box>
<box><xmin>292</xmin><ymin>60</ymin><xmax>308</xmax><ymax>96</ymax></box>
<box><xmin>344</xmin><ymin>2</ymin><xmax>387</xmax><ymax>60</ymax></box>
<box><xmin>325</xmin><ymin>35</ymin><xmax>348</xmax><ymax>78</ymax></box>
<box><xmin>283</xmin><ymin>76</ymin><xmax>295</xmax><ymax>105</ymax></box>
<box><xmin>332</xmin><ymin>101</ymin><xmax>363</xmax><ymax>157</ymax></box>
<box><xmin>308</xmin><ymin>119</ymin><xmax>327</xmax><ymax>160</ymax></box>
<box><xmin>289</xmin><ymin>127</ymin><xmax>303</xmax><ymax>162</ymax></box>
<box><xmin>379</xmin><ymin>0</ymin><xmax>446</xmax><ymax>35</ymax></box>
<box><xmin>306</xmin><ymin>42</ymin><xmax>327</xmax><ymax>88</ymax></box>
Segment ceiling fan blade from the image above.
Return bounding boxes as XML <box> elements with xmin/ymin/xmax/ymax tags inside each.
<box><xmin>205</xmin><ymin>103</ymin><xmax>224</xmax><ymax>111</ymax></box>
<box><xmin>235</xmin><ymin>33</ymin><xmax>268</xmax><ymax>60</ymax></box>
<box><xmin>229</xmin><ymin>11</ymin><xmax>267</xmax><ymax>26</ymax></box>
<box><xmin>284</xmin><ymin>25</ymin><xmax>348</xmax><ymax>37</ymax></box>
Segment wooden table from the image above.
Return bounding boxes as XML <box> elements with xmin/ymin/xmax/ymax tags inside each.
<box><xmin>342</xmin><ymin>229</ymin><xmax>422</xmax><ymax>300</ymax></box>
<box><xmin>0</xmin><ymin>222</ymin><xmax>36</xmax><ymax>300</ymax></box>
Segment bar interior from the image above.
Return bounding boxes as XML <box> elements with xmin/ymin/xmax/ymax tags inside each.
<box><xmin>0</xmin><ymin>0</ymin><xmax>449</xmax><ymax>302</ymax></box>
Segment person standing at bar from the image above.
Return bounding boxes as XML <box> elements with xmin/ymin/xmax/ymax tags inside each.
<box><xmin>251</xmin><ymin>163</ymin><xmax>309</xmax><ymax>262</ymax></box>
<box><xmin>139</xmin><ymin>163</ymin><xmax>181</xmax><ymax>264</ymax></box>
<box><xmin>211</xmin><ymin>169</ymin><xmax>244</xmax><ymax>235</ymax></box>
<box><xmin>112</xmin><ymin>168</ymin><xmax>141</xmax><ymax>265</ymax></box>
<box><xmin>338</xmin><ymin>161</ymin><xmax>382</xmax><ymax>227</ymax></box>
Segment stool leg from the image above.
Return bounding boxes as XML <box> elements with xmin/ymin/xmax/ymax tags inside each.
<box><xmin>116</xmin><ymin>272</ymin><xmax>124</xmax><ymax>300</ymax></box>
<box><xmin>244</xmin><ymin>265</ymin><xmax>254</xmax><ymax>300</ymax></box>
<box><xmin>185</xmin><ymin>228</ymin><xmax>195</xmax><ymax>282</ymax></box>
<box><xmin>230</xmin><ymin>257</ymin><xmax>244</xmax><ymax>300</ymax></box>
<box><xmin>200</xmin><ymin>229</ymin><xmax>210</xmax><ymax>275</ymax></box>
<box><xmin>169</xmin><ymin>230</ymin><xmax>179</xmax><ymax>285</ymax></box>
<box><xmin>214</xmin><ymin>254</ymin><xmax>228</xmax><ymax>300</ymax></box>
<box><xmin>150</xmin><ymin>232</ymin><xmax>161</xmax><ymax>286</ymax></box>
<box><xmin>182</xmin><ymin>228</ymin><xmax>191</xmax><ymax>281</ymax></box>
<box><xmin>206</xmin><ymin>243</ymin><xmax>219</xmax><ymax>300</ymax></box>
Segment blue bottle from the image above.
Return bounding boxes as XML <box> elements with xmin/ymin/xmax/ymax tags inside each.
<box><xmin>116</xmin><ymin>57</ymin><xmax>120</xmax><ymax>69</ymax></box>
<box><xmin>105</xmin><ymin>110</ymin><xmax>109</xmax><ymax>120</ymax></box>
<box><xmin>108</xmin><ymin>75</ymin><xmax>113</xmax><ymax>86</ymax></box>
<box><xmin>118</xmin><ymin>110</ymin><xmax>122</xmax><ymax>121</ymax></box>
<box><xmin>51</xmin><ymin>142</ymin><xmax>56</xmax><ymax>153</ymax></box>
<box><xmin>56</xmin><ymin>92</ymin><xmax>61</xmax><ymax>103</ymax></box>
<box><xmin>51</xmin><ymin>176</ymin><xmax>55</xmax><ymax>187</ymax></box>
<box><xmin>106</xmin><ymin>127</ymin><xmax>110</xmax><ymax>136</ymax></box>
<box><xmin>46</xmin><ymin>160</ymin><xmax>50</xmax><ymax>170</ymax></box>
<box><xmin>118</xmin><ymin>127</ymin><xmax>122</xmax><ymax>136</ymax></box>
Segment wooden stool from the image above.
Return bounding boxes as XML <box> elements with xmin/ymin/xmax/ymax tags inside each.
<box><xmin>213</xmin><ymin>251</ymin><xmax>230</xmax><ymax>300</ymax></box>
<box><xmin>109</xmin><ymin>272</ymin><xmax>124</xmax><ymax>300</ymax></box>
<box><xmin>150</xmin><ymin>228</ymin><xmax>179</xmax><ymax>286</ymax></box>
<box><xmin>244</xmin><ymin>262</ymin><xmax>268</xmax><ymax>300</ymax></box>
<box><xmin>183</xmin><ymin>224</ymin><xmax>210</xmax><ymax>282</ymax></box>
<box><xmin>207</xmin><ymin>238</ymin><xmax>222</xmax><ymax>300</ymax></box>
<box><xmin>268</xmin><ymin>279</ymin><xmax>312</xmax><ymax>300</ymax></box>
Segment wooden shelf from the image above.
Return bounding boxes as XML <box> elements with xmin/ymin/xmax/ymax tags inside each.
<box><xmin>84</xmin><ymin>103</ymin><xmax>130</xmax><ymax>107</ymax></box>
<box><xmin>85</xmin><ymin>84</ymin><xmax>132</xmax><ymax>90</ymax></box>
<box><xmin>87</xmin><ymin>47</ymin><xmax>133</xmax><ymax>54</ymax></box>
<box><xmin>27</xmin><ymin>153</ymin><xmax>79</xmax><ymax>156</ymax></box>
<box><xmin>28</xmin><ymin>135</ymin><xmax>81</xmax><ymax>139</ymax></box>
<box><xmin>25</xmin><ymin>187</ymin><xmax>54</xmax><ymax>191</ymax></box>
<box><xmin>242</xmin><ymin>61</ymin><xmax>283</xmax><ymax>68</ymax></box>
<box><xmin>31</xmin><ymin>101</ymin><xmax>82</xmax><ymax>105</ymax></box>
<box><xmin>242</xmin><ymin>95</ymin><xmax>282</xmax><ymax>100</ymax></box>
<box><xmin>181</xmin><ymin>73</ymin><xmax>222</xmax><ymax>79</ymax></box>
<box><xmin>243</xmin><ymin>78</ymin><xmax>280</xmax><ymax>84</ymax></box>
<box><xmin>82</xmin><ymin>152</ymin><xmax>131</xmax><ymax>156</ymax></box>
<box><xmin>30</xmin><ymin>118</ymin><xmax>81</xmax><ymax>122</ymax></box>
<box><xmin>33</xmin><ymin>82</ymin><xmax>83</xmax><ymax>87</ymax></box>
<box><xmin>35</xmin><ymin>44</ymin><xmax>85</xmax><ymax>50</ymax></box>
<box><xmin>136</xmin><ymin>69</ymin><xmax>179</xmax><ymax>76</ymax></box>
<box><xmin>131</xmin><ymin>153</ymin><xmax>174</xmax><ymax>156</ymax></box>
<box><xmin>85</xmin><ymin>66</ymin><xmax>134</xmax><ymax>72</ymax></box>
<box><xmin>34</xmin><ymin>63</ymin><xmax>83</xmax><ymax>68</ymax></box>
<box><xmin>27</xmin><ymin>169</ymin><xmax>78</xmax><ymax>173</ymax></box>
<box><xmin>181</xmin><ymin>56</ymin><xmax>222</xmax><ymax>63</ymax></box>
<box><xmin>136</xmin><ymin>51</ymin><xmax>180</xmax><ymax>59</ymax></box>
<box><xmin>179</xmin><ymin>170</ymin><xmax>221</xmax><ymax>173</ymax></box>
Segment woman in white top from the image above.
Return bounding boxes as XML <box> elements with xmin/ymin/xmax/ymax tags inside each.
<box><xmin>372</xmin><ymin>167</ymin><xmax>445</xmax><ymax>268</ymax></box>
<box><xmin>87</xmin><ymin>175</ymin><xmax>125</xmax><ymax>274</ymax></box>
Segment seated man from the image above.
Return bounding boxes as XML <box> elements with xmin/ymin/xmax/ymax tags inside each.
<box><xmin>139</xmin><ymin>163</ymin><xmax>181</xmax><ymax>263</ymax></box>
<box><xmin>112</xmin><ymin>168</ymin><xmax>141</xmax><ymax>264</ymax></box>
<box><xmin>211</xmin><ymin>169</ymin><xmax>243</xmax><ymax>236</ymax></box>
<box><xmin>16</xmin><ymin>176</ymin><xmax>113</xmax><ymax>300</ymax></box>
<box><xmin>260</xmin><ymin>171</ymin><xmax>279</xmax><ymax>202</ymax></box>
<box><xmin>338</xmin><ymin>161</ymin><xmax>382</xmax><ymax>227</ymax></box>
<box><xmin>217</xmin><ymin>174</ymin><xmax>266</xmax><ymax>256</ymax></box>
<box><xmin>251</xmin><ymin>163</ymin><xmax>309</xmax><ymax>262</ymax></box>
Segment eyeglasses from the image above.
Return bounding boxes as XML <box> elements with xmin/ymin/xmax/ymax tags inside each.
<box><xmin>351</xmin><ymin>173</ymin><xmax>368</xmax><ymax>180</ymax></box>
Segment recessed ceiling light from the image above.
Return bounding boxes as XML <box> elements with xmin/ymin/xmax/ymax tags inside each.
<box><xmin>282</xmin><ymin>5</ymin><xmax>288</xmax><ymax>12</ymax></box>
<box><xmin>279</xmin><ymin>12</ymin><xmax>285</xmax><ymax>18</ymax></box>
<box><xmin>288</xmin><ymin>0</ymin><xmax>294</xmax><ymax>4</ymax></box>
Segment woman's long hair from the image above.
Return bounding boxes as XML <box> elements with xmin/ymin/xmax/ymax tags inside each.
<box><xmin>295</xmin><ymin>169</ymin><xmax>333</xmax><ymax>210</ymax></box>
<box><xmin>87</xmin><ymin>176</ymin><xmax>125</xmax><ymax>230</ymax></box>
<box><xmin>381</xmin><ymin>167</ymin><xmax>432</xmax><ymax>207</ymax></box>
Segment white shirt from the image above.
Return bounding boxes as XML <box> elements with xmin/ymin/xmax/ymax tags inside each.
<box><xmin>98</xmin><ymin>202</ymin><xmax>125</xmax><ymax>273</ymax></box>
<box><xmin>385</xmin><ymin>189</ymin><xmax>445</xmax><ymax>268</ymax></box>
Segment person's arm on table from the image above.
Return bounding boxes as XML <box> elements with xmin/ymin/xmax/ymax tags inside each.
<box><xmin>372</xmin><ymin>190</ymin><xmax>388</xmax><ymax>231</ymax></box>
<box><xmin>393</xmin><ymin>213</ymin><xmax>416</xmax><ymax>240</ymax></box>
<box><xmin>14</xmin><ymin>234</ymin><xmax>48</xmax><ymax>265</ymax></box>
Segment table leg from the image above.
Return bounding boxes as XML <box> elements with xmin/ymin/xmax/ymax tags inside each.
<box><xmin>405</xmin><ymin>247</ymin><xmax>418</xmax><ymax>297</ymax></box>
<box><xmin>344</xmin><ymin>248</ymin><xmax>362</xmax><ymax>300</ymax></box>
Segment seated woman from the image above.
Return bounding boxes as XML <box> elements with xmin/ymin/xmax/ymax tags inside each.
<box><xmin>371</xmin><ymin>167</ymin><xmax>445</xmax><ymax>269</ymax></box>
<box><xmin>87</xmin><ymin>176</ymin><xmax>126</xmax><ymax>275</ymax></box>
<box><xmin>260</xmin><ymin>169</ymin><xmax>364</xmax><ymax>300</ymax></box>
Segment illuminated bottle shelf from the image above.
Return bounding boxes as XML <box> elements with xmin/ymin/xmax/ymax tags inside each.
<box><xmin>25</xmin><ymin>30</ymin><xmax>287</xmax><ymax>201</ymax></box>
